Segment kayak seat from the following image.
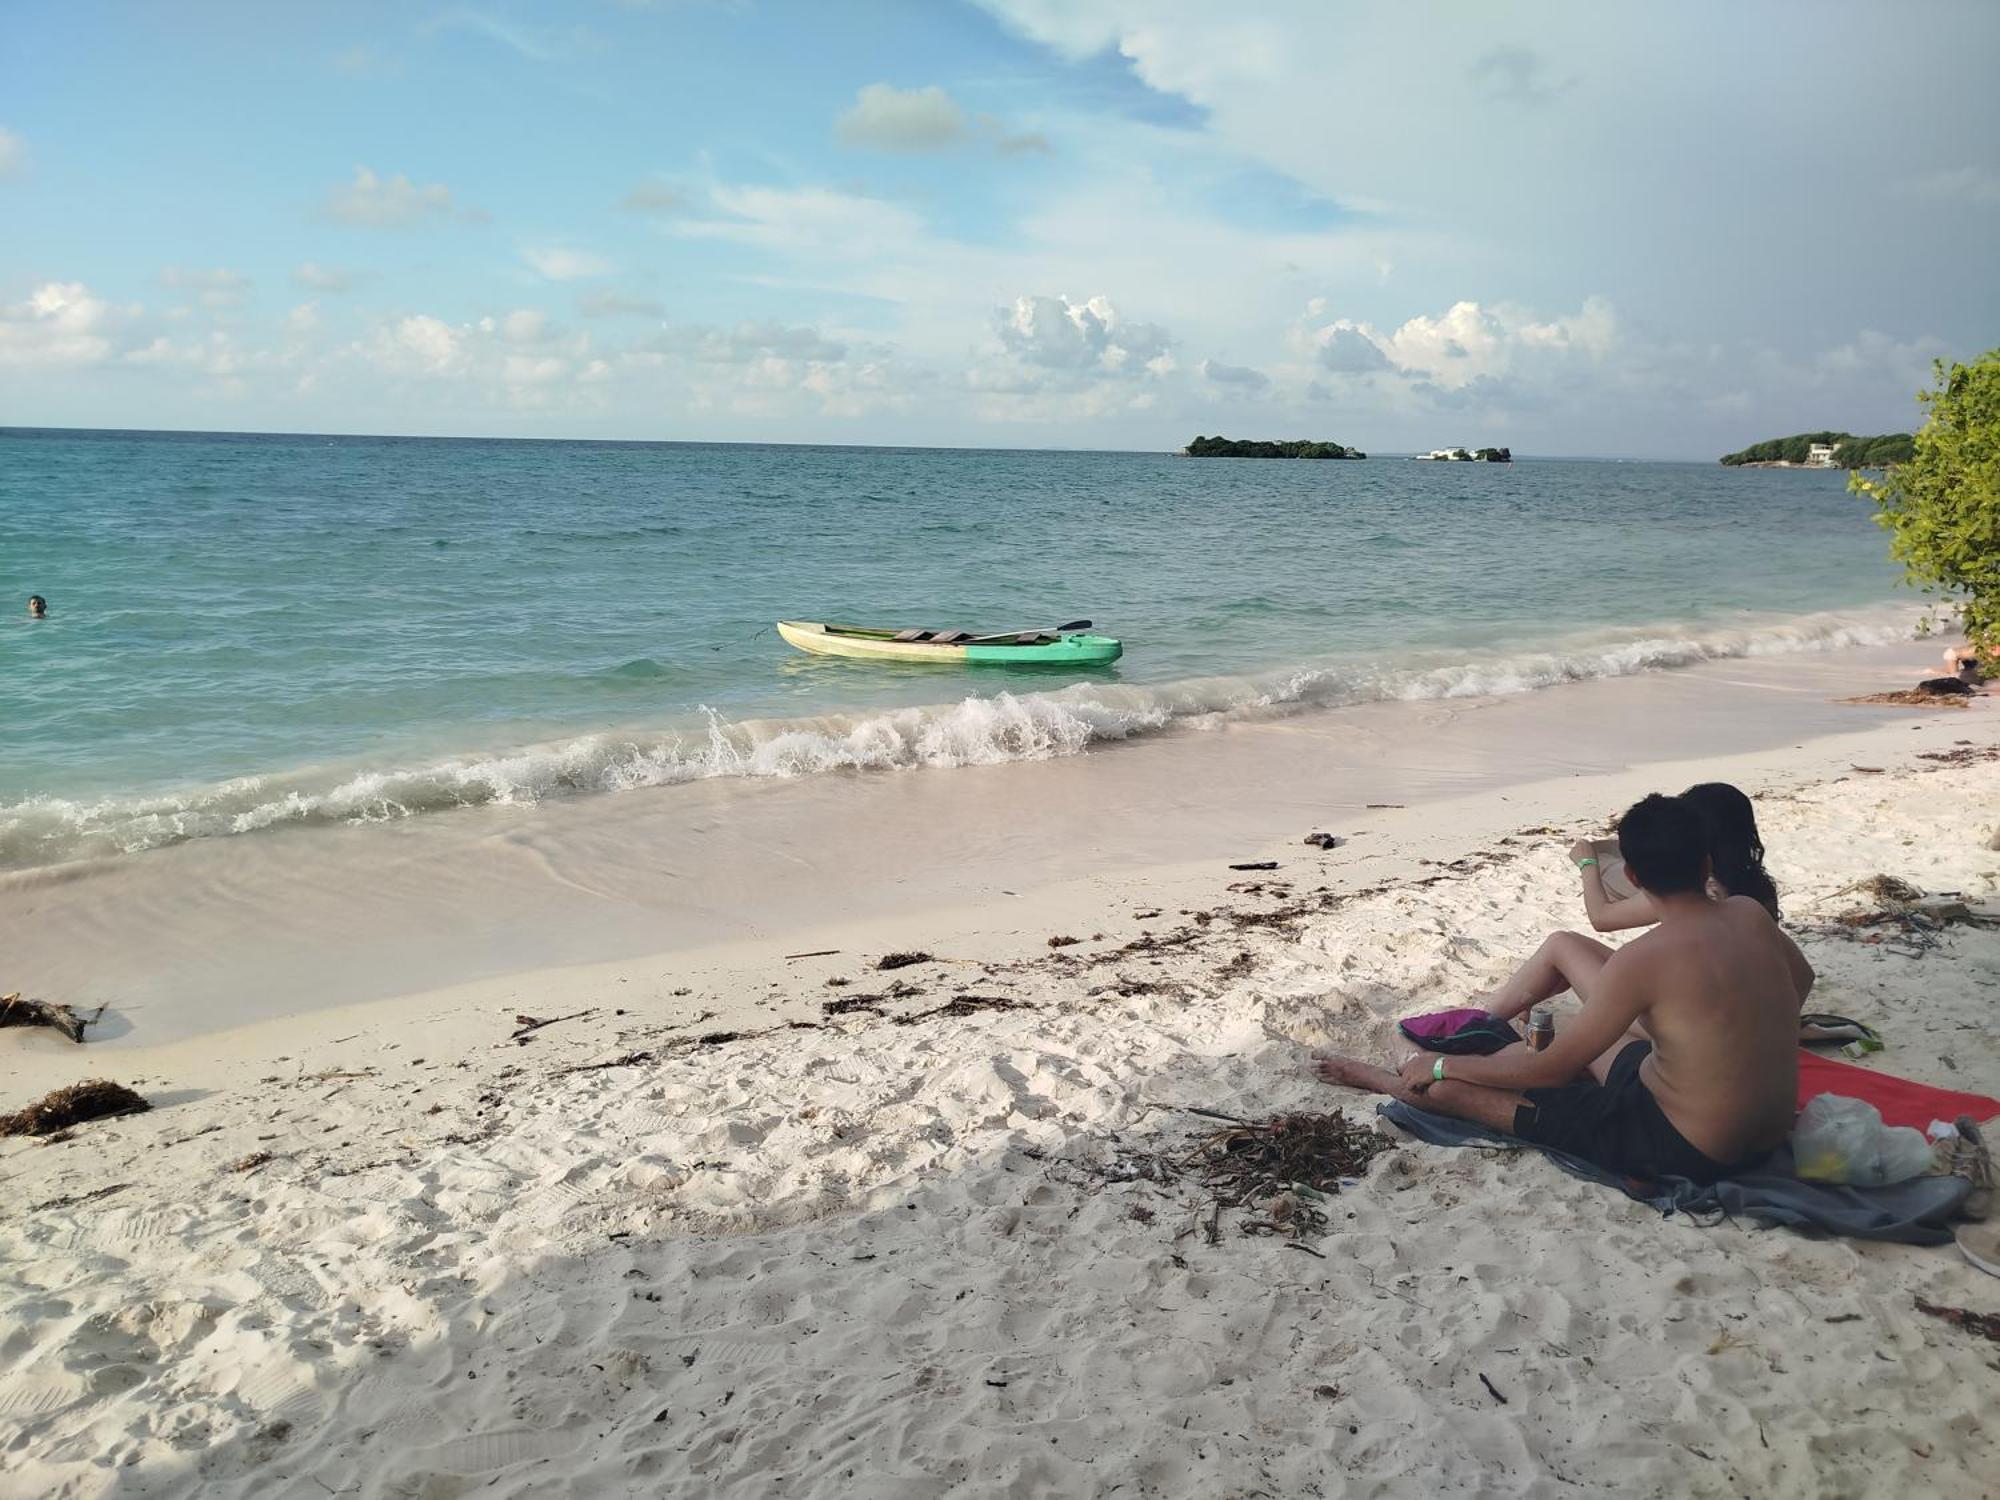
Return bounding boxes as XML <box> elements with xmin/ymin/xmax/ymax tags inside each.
<box><xmin>932</xmin><ymin>630</ymin><xmax>971</xmax><ymax>644</ymax></box>
<box><xmin>893</xmin><ymin>628</ymin><xmax>931</xmax><ymax>642</ymax></box>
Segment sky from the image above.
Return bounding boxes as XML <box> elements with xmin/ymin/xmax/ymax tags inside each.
<box><xmin>1</xmin><ymin>0</ymin><xmax>1996</xmax><ymax>456</ymax></box>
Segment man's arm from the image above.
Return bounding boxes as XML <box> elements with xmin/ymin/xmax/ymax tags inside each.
<box><xmin>1413</xmin><ymin>951</ymin><xmax>1651</xmax><ymax>1093</ymax></box>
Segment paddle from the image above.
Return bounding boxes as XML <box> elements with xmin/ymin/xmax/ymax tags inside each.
<box><xmin>965</xmin><ymin>618</ymin><xmax>1091</xmax><ymax>643</ymax></box>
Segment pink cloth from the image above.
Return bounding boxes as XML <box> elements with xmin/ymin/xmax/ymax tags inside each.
<box><xmin>1398</xmin><ymin>1007</ymin><xmax>1489</xmax><ymax>1040</ymax></box>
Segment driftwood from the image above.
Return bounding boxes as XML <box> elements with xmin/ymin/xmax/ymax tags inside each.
<box><xmin>0</xmin><ymin>993</ymin><xmax>102</xmax><ymax>1044</ymax></box>
<box><xmin>0</xmin><ymin>1080</ymin><xmax>149</xmax><ymax>1137</ymax></box>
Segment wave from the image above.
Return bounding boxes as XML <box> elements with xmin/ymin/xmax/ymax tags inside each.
<box><xmin>0</xmin><ymin>604</ymin><xmax>1922</xmax><ymax>870</ymax></box>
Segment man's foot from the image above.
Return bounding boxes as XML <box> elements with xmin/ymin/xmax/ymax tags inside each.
<box><xmin>1313</xmin><ymin>1052</ymin><xmax>1423</xmax><ymax>1104</ymax></box>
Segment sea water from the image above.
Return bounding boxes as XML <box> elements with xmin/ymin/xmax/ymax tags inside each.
<box><xmin>0</xmin><ymin>428</ymin><xmax>1914</xmax><ymax>868</ymax></box>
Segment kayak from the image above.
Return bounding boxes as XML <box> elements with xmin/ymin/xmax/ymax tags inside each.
<box><xmin>777</xmin><ymin>620</ymin><xmax>1123</xmax><ymax>666</ymax></box>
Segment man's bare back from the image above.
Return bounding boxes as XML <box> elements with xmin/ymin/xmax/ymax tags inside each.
<box><xmin>1597</xmin><ymin>895</ymin><xmax>1805</xmax><ymax>1163</ymax></box>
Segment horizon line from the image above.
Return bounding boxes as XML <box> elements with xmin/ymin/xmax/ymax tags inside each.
<box><xmin>0</xmin><ymin>423</ymin><xmax>1713</xmax><ymax>464</ymax></box>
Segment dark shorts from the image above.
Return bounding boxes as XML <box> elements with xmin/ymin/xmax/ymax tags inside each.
<box><xmin>1512</xmin><ymin>1041</ymin><xmax>1735</xmax><ymax>1184</ymax></box>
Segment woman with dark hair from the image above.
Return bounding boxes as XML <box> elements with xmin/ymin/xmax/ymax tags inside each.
<box><xmin>1575</xmin><ymin>780</ymin><xmax>1778</xmax><ymax>931</ymax></box>
<box><xmin>1471</xmin><ymin>782</ymin><xmax>1793</xmax><ymax>1021</ymax></box>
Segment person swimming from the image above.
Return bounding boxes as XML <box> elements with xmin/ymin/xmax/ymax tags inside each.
<box><xmin>27</xmin><ymin>594</ymin><xmax>47</xmax><ymax>619</ymax></box>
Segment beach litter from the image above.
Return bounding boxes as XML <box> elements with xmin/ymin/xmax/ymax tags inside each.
<box><xmin>0</xmin><ymin>1080</ymin><xmax>150</xmax><ymax>1137</ymax></box>
<box><xmin>1303</xmin><ymin>832</ymin><xmax>1343</xmax><ymax>849</ymax></box>
<box><xmin>0</xmin><ymin>993</ymin><xmax>104</xmax><ymax>1044</ymax></box>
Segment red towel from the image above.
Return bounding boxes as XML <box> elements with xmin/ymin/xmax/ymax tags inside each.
<box><xmin>1797</xmin><ymin>1050</ymin><xmax>2000</xmax><ymax>1130</ymax></box>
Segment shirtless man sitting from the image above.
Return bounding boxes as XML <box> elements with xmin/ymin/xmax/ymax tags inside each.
<box><xmin>1315</xmin><ymin>792</ymin><xmax>1814</xmax><ymax>1182</ymax></box>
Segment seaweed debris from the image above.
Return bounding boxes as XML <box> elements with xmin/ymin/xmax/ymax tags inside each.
<box><xmin>1915</xmin><ymin>1296</ymin><xmax>2000</xmax><ymax>1343</ymax></box>
<box><xmin>876</xmin><ymin>951</ymin><xmax>935</xmax><ymax>971</ymax></box>
<box><xmin>0</xmin><ymin>1080</ymin><xmax>150</xmax><ymax>1137</ymax></box>
<box><xmin>1186</xmin><ymin>1110</ymin><xmax>1394</xmax><ymax>1241</ymax></box>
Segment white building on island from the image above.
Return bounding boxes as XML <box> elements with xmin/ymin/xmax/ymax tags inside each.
<box><xmin>1805</xmin><ymin>442</ymin><xmax>1839</xmax><ymax>468</ymax></box>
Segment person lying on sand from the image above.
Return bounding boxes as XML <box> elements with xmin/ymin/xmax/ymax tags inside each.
<box><xmin>1316</xmin><ymin>792</ymin><xmax>1815</xmax><ymax>1183</ymax></box>
<box><xmin>1575</xmin><ymin>781</ymin><xmax>1778</xmax><ymax>934</ymax></box>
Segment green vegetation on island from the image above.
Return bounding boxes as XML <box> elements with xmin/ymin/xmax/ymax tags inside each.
<box><xmin>1184</xmin><ymin>436</ymin><xmax>1366</xmax><ymax>459</ymax></box>
<box><xmin>1852</xmin><ymin>348</ymin><xmax>2000</xmax><ymax>658</ymax></box>
<box><xmin>1719</xmin><ymin>431</ymin><xmax>1914</xmax><ymax>468</ymax></box>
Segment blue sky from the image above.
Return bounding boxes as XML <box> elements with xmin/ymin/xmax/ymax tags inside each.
<box><xmin>2</xmin><ymin>0</ymin><xmax>1996</xmax><ymax>455</ymax></box>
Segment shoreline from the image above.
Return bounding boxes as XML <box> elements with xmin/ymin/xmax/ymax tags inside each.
<box><xmin>0</xmin><ymin>634</ymin><xmax>1978</xmax><ymax>1057</ymax></box>
<box><xmin>0</xmin><ymin>683</ymin><xmax>1994</xmax><ymax>1496</ymax></box>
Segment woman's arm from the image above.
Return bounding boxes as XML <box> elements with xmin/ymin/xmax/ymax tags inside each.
<box><xmin>1572</xmin><ymin>841</ymin><xmax>1659</xmax><ymax>932</ymax></box>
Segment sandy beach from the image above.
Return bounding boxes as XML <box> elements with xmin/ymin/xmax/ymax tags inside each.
<box><xmin>2</xmin><ymin>647</ymin><xmax>1997</xmax><ymax>1499</ymax></box>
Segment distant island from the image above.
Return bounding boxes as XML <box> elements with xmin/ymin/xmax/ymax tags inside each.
<box><xmin>1414</xmin><ymin>447</ymin><xmax>1511</xmax><ymax>463</ymax></box>
<box><xmin>1182</xmin><ymin>435</ymin><xmax>1365</xmax><ymax>459</ymax></box>
<box><xmin>1719</xmin><ymin>431</ymin><xmax>1913</xmax><ymax>469</ymax></box>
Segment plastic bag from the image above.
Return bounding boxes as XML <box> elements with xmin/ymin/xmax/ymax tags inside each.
<box><xmin>1792</xmin><ymin>1093</ymin><xmax>1939</xmax><ymax>1186</ymax></box>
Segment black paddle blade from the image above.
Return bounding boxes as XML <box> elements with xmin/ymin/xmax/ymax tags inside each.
<box><xmin>1056</xmin><ymin>618</ymin><xmax>1091</xmax><ymax>632</ymax></box>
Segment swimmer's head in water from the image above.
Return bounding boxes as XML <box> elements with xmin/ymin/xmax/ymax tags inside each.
<box><xmin>27</xmin><ymin>595</ymin><xmax>46</xmax><ymax>618</ymax></box>
<box><xmin>1614</xmin><ymin>792</ymin><xmax>1710</xmax><ymax>898</ymax></box>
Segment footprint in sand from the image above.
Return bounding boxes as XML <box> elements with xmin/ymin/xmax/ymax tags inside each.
<box><xmin>0</xmin><ymin>1372</ymin><xmax>90</xmax><ymax>1419</ymax></box>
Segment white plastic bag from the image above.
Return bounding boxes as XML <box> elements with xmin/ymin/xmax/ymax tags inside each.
<box><xmin>1792</xmin><ymin>1093</ymin><xmax>1939</xmax><ymax>1186</ymax></box>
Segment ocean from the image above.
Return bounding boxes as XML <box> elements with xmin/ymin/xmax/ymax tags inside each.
<box><xmin>0</xmin><ymin>427</ymin><xmax>1915</xmax><ymax>870</ymax></box>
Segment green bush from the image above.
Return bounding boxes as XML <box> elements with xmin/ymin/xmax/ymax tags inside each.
<box><xmin>1851</xmin><ymin>350</ymin><xmax>2000</xmax><ymax>654</ymax></box>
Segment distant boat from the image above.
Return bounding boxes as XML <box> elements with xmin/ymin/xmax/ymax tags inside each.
<box><xmin>777</xmin><ymin>619</ymin><xmax>1123</xmax><ymax>666</ymax></box>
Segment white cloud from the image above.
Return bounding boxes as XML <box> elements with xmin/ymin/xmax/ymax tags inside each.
<box><xmin>160</xmin><ymin>267</ymin><xmax>252</xmax><ymax>309</ymax></box>
<box><xmin>287</xmin><ymin>302</ymin><xmax>321</xmax><ymax>335</ymax></box>
<box><xmin>676</xmin><ymin>183</ymin><xmax>930</xmax><ymax>266</ymax></box>
<box><xmin>1200</xmin><ymin>358</ymin><xmax>1269</xmax><ymax>391</ymax></box>
<box><xmin>522</xmin><ymin>246</ymin><xmax>613</xmax><ymax>281</ymax></box>
<box><xmin>321</xmin><ymin>166</ymin><xmax>486</xmax><ymax>229</ymax></box>
<box><xmin>1906</xmin><ymin>165</ymin><xmax>2000</xmax><ymax>206</ymax></box>
<box><xmin>651</xmin><ymin>322</ymin><xmax>849</xmax><ymax>364</ymax></box>
<box><xmin>835</xmin><ymin>84</ymin><xmax>967</xmax><ymax>152</ymax></box>
<box><xmin>995</xmin><ymin>293</ymin><xmax>1171</xmax><ymax>373</ymax></box>
<box><xmin>0</xmin><ymin>282</ymin><xmax>136</xmax><ymax>367</ymax></box>
<box><xmin>293</xmin><ymin>261</ymin><xmax>360</xmax><ymax>293</ymax></box>
<box><xmin>0</xmin><ymin>127</ymin><xmax>25</xmax><ymax>180</ymax></box>
<box><xmin>1300</xmin><ymin>296</ymin><xmax>1616</xmax><ymax>391</ymax></box>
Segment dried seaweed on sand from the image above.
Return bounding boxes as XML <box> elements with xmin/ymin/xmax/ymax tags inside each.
<box><xmin>1184</xmin><ymin>1111</ymin><xmax>1395</xmax><ymax>1242</ymax></box>
<box><xmin>1915</xmin><ymin>1297</ymin><xmax>2000</xmax><ymax>1343</ymax></box>
<box><xmin>0</xmin><ymin>1080</ymin><xmax>150</xmax><ymax>1137</ymax></box>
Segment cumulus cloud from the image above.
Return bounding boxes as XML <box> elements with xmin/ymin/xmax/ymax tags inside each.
<box><xmin>836</xmin><ymin>84</ymin><xmax>968</xmax><ymax>152</ymax></box>
<box><xmin>293</xmin><ymin>261</ymin><xmax>360</xmax><ymax>292</ymax></box>
<box><xmin>1200</xmin><ymin>358</ymin><xmax>1269</xmax><ymax>391</ymax></box>
<box><xmin>995</xmin><ymin>294</ymin><xmax>1171</xmax><ymax>373</ymax></box>
<box><xmin>523</xmin><ymin>246</ymin><xmax>613</xmax><ymax>281</ymax></box>
<box><xmin>619</xmin><ymin>179</ymin><xmax>687</xmax><ymax>215</ymax></box>
<box><xmin>1313</xmin><ymin>325</ymin><xmax>1392</xmax><ymax>374</ymax></box>
<box><xmin>0</xmin><ymin>127</ymin><xmax>25</xmax><ymax>179</ymax></box>
<box><xmin>160</xmin><ymin>267</ymin><xmax>252</xmax><ymax>309</ymax></box>
<box><xmin>0</xmin><ymin>282</ymin><xmax>137</xmax><ymax>367</ymax></box>
<box><xmin>1302</xmin><ymin>297</ymin><xmax>1616</xmax><ymax>391</ymax></box>
<box><xmin>321</xmin><ymin>166</ymin><xmax>485</xmax><ymax>228</ymax></box>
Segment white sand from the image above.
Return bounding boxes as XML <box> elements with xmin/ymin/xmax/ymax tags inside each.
<box><xmin>2</xmin><ymin>688</ymin><xmax>1997</xmax><ymax>1496</ymax></box>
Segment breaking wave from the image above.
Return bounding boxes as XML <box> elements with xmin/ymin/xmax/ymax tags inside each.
<box><xmin>0</xmin><ymin>605</ymin><xmax>1922</xmax><ymax>869</ymax></box>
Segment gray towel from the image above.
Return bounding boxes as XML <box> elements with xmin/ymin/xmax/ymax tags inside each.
<box><xmin>1379</xmin><ymin>1100</ymin><xmax>1972</xmax><ymax>1245</ymax></box>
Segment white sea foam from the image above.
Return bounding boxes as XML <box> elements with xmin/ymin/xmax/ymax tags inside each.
<box><xmin>0</xmin><ymin>605</ymin><xmax>1924</xmax><ymax>868</ymax></box>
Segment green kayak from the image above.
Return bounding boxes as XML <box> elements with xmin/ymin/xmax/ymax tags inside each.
<box><xmin>778</xmin><ymin>620</ymin><xmax>1124</xmax><ymax>666</ymax></box>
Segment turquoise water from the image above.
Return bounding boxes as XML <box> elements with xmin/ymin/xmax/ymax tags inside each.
<box><xmin>1</xmin><ymin>428</ymin><xmax>1909</xmax><ymax>867</ymax></box>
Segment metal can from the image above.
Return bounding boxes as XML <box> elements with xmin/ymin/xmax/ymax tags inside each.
<box><xmin>1526</xmin><ymin>1008</ymin><xmax>1555</xmax><ymax>1051</ymax></box>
